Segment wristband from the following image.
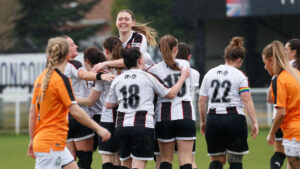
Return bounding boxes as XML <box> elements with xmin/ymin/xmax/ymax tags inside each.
<box><xmin>96</xmin><ymin>72</ymin><xmax>103</xmax><ymax>80</ymax></box>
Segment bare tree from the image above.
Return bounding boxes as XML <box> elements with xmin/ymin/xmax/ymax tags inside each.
<box><xmin>0</xmin><ymin>0</ymin><xmax>23</xmax><ymax>51</ymax></box>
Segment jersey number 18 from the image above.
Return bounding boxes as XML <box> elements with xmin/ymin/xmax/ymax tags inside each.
<box><xmin>120</xmin><ymin>84</ymin><xmax>140</xmax><ymax>108</ymax></box>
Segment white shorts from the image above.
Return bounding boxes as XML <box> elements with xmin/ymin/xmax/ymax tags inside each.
<box><xmin>283</xmin><ymin>138</ymin><xmax>300</xmax><ymax>157</ymax></box>
<box><xmin>35</xmin><ymin>147</ymin><xmax>74</xmax><ymax>169</ymax></box>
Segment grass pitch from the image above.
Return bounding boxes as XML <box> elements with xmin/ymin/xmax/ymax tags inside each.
<box><xmin>0</xmin><ymin>128</ymin><xmax>287</xmax><ymax>169</ymax></box>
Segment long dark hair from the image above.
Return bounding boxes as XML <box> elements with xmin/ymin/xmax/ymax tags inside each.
<box><xmin>287</xmin><ymin>38</ymin><xmax>300</xmax><ymax>70</ymax></box>
<box><xmin>83</xmin><ymin>47</ymin><xmax>106</xmax><ymax>66</ymax></box>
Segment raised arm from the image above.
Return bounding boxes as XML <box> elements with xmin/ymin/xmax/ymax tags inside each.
<box><xmin>92</xmin><ymin>59</ymin><xmax>125</xmax><ymax>73</ymax></box>
<box><xmin>78</xmin><ymin>69</ymin><xmax>116</xmax><ymax>81</ymax></box>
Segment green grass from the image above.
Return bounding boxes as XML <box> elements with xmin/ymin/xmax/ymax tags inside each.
<box><xmin>0</xmin><ymin>128</ymin><xmax>288</xmax><ymax>169</ymax></box>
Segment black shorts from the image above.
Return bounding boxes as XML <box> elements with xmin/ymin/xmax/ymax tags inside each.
<box><xmin>275</xmin><ymin>128</ymin><xmax>283</xmax><ymax>141</ymax></box>
<box><xmin>115</xmin><ymin>126</ymin><xmax>154</xmax><ymax>161</ymax></box>
<box><xmin>67</xmin><ymin>114</ymin><xmax>94</xmax><ymax>142</ymax></box>
<box><xmin>205</xmin><ymin>113</ymin><xmax>249</xmax><ymax>156</ymax></box>
<box><xmin>98</xmin><ymin>122</ymin><xmax>118</xmax><ymax>154</ymax></box>
<box><xmin>155</xmin><ymin>119</ymin><xmax>196</xmax><ymax>142</ymax></box>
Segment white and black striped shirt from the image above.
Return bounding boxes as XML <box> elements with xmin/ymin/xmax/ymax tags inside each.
<box><xmin>148</xmin><ymin>59</ymin><xmax>193</xmax><ymax>122</ymax></box>
<box><xmin>106</xmin><ymin>69</ymin><xmax>170</xmax><ymax>128</ymax></box>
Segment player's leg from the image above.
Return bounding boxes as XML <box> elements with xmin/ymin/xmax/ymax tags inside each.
<box><xmin>192</xmin><ymin>141</ymin><xmax>197</xmax><ymax>169</ymax></box>
<box><xmin>226</xmin><ymin>113</ymin><xmax>249</xmax><ymax>169</ymax></box>
<box><xmin>175</xmin><ymin>119</ymin><xmax>196</xmax><ymax>169</ymax></box>
<box><xmin>62</xmin><ymin>161</ymin><xmax>79</xmax><ymax>169</ymax></box>
<box><xmin>115</xmin><ymin>126</ymin><xmax>132</xmax><ymax>169</ymax></box>
<box><xmin>270</xmin><ymin>128</ymin><xmax>286</xmax><ymax>169</ymax></box>
<box><xmin>73</xmin><ymin>119</ymin><xmax>95</xmax><ymax>169</ymax></box>
<box><xmin>287</xmin><ymin>156</ymin><xmax>300</xmax><ymax>169</ymax></box>
<box><xmin>210</xmin><ymin>155</ymin><xmax>226</xmax><ymax>169</ymax></box>
<box><xmin>227</xmin><ymin>153</ymin><xmax>243</xmax><ymax>169</ymax></box>
<box><xmin>131</xmin><ymin>127</ymin><xmax>154</xmax><ymax>169</ymax></box>
<box><xmin>205</xmin><ymin>113</ymin><xmax>227</xmax><ymax>169</ymax></box>
<box><xmin>156</xmin><ymin>120</ymin><xmax>176</xmax><ymax>169</ymax></box>
<box><xmin>132</xmin><ymin>159</ymin><xmax>147</xmax><ymax>169</ymax></box>
<box><xmin>154</xmin><ymin>138</ymin><xmax>161</xmax><ymax>169</ymax></box>
<box><xmin>113</xmin><ymin>153</ymin><xmax>121</xmax><ymax>169</ymax></box>
<box><xmin>75</xmin><ymin>137</ymin><xmax>94</xmax><ymax>169</ymax></box>
<box><xmin>177</xmin><ymin>140</ymin><xmax>193</xmax><ymax>169</ymax></box>
<box><xmin>98</xmin><ymin>122</ymin><xmax>118</xmax><ymax>169</ymax></box>
<box><xmin>67</xmin><ymin>141</ymin><xmax>77</xmax><ymax>158</ymax></box>
<box><xmin>283</xmin><ymin>139</ymin><xmax>300</xmax><ymax>169</ymax></box>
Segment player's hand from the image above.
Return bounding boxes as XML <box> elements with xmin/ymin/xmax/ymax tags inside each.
<box><xmin>267</xmin><ymin>132</ymin><xmax>275</xmax><ymax>145</ymax></box>
<box><xmin>92</xmin><ymin>62</ymin><xmax>107</xmax><ymax>73</ymax></box>
<box><xmin>200</xmin><ymin>122</ymin><xmax>206</xmax><ymax>135</ymax></box>
<box><xmin>96</xmin><ymin>126</ymin><xmax>111</xmax><ymax>142</ymax></box>
<box><xmin>101</xmin><ymin>74</ymin><xmax>116</xmax><ymax>82</ymax></box>
<box><xmin>27</xmin><ymin>140</ymin><xmax>35</xmax><ymax>159</ymax></box>
<box><xmin>251</xmin><ymin>122</ymin><xmax>259</xmax><ymax>139</ymax></box>
<box><xmin>180</xmin><ymin>67</ymin><xmax>190</xmax><ymax>80</ymax></box>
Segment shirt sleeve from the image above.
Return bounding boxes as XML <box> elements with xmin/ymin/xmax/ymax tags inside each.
<box><xmin>68</xmin><ymin>60</ymin><xmax>83</xmax><ymax>78</ymax></box>
<box><xmin>139</xmin><ymin>34</ymin><xmax>148</xmax><ymax>54</ymax></box>
<box><xmin>31</xmin><ymin>78</ymin><xmax>40</xmax><ymax>105</ymax></box>
<box><xmin>273</xmin><ymin>77</ymin><xmax>287</xmax><ymax>108</ymax></box>
<box><xmin>57</xmin><ymin>77</ymin><xmax>77</xmax><ymax>108</ymax></box>
<box><xmin>146</xmin><ymin>73</ymin><xmax>170</xmax><ymax>98</ymax></box>
<box><xmin>239</xmin><ymin>73</ymin><xmax>250</xmax><ymax>94</ymax></box>
<box><xmin>106</xmin><ymin>80</ymin><xmax>118</xmax><ymax>104</ymax></box>
<box><xmin>190</xmin><ymin>69</ymin><xmax>200</xmax><ymax>88</ymax></box>
<box><xmin>199</xmin><ymin>74</ymin><xmax>208</xmax><ymax>96</ymax></box>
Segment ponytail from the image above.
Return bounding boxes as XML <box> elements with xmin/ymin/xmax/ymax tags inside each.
<box><xmin>159</xmin><ymin>35</ymin><xmax>180</xmax><ymax>71</ymax></box>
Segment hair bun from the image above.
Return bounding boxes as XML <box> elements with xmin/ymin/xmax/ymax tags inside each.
<box><xmin>121</xmin><ymin>49</ymin><xmax>130</xmax><ymax>59</ymax></box>
<box><xmin>230</xmin><ymin>37</ymin><xmax>244</xmax><ymax>48</ymax></box>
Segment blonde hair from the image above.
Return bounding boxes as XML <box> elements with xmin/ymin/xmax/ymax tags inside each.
<box><xmin>159</xmin><ymin>34</ymin><xmax>180</xmax><ymax>71</ymax></box>
<box><xmin>223</xmin><ymin>37</ymin><xmax>246</xmax><ymax>61</ymax></box>
<box><xmin>262</xmin><ymin>40</ymin><xmax>300</xmax><ymax>85</ymax></box>
<box><xmin>41</xmin><ymin>37</ymin><xmax>69</xmax><ymax>100</ymax></box>
<box><xmin>117</xmin><ymin>9</ymin><xmax>158</xmax><ymax>47</ymax></box>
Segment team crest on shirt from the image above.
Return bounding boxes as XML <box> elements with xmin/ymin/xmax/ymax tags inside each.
<box><xmin>124</xmin><ymin>74</ymin><xmax>137</xmax><ymax>79</ymax></box>
<box><xmin>55</xmin><ymin>156</ymin><xmax>61</xmax><ymax>166</ymax></box>
<box><xmin>217</xmin><ymin>70</ymin><xmax>228</xmax><ymax>76</ymax></box>
<box><xmin>131</xmin><ymin>42</ymin><xmax>141</xmax><ymax>48</ymax></box>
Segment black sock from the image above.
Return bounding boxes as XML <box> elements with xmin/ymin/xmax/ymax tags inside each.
<box><xmin>114</xmin><ymin>165</ymin><xmax>121</xmax><ymax>169</ymax></box>
<box><xmin>160</xmin><ymin>161</ymin><xmax>172</xmax><ymax>169</ymax></box>
<box><xmin>209</xmin><ymin>161</ymin><xmax>222</xmax><ymax>169</ymax></box>
<box><xmin>270</xmin><ymin>152</ymin><xmax>286</xmax><ymax>169</ymax></box>
<box><xmin>229</xmin><ymin>162</ymin><xmax>242</xmax><ymax>169</ymax></box>
<box><xmin>76</xmin><ymin>151</ymin><xmax>93</xmax><ymax>169</ymax></box>
<box><xmin>120</xmin><ymin>166</ymin><xmax>129</xmax><ymax>169</ymax></box>
<box><xmin>102</xmin><ymin>162</ymin><xmax>114</xmax><ymax>169</ymax></box>
<box><xmin>180</xmin><ymin>164</ymin><xmax>192</xmax><ymax>169</ymax></box>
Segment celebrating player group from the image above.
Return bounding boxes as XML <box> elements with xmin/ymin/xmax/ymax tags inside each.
<box><xmin>27</xmin><ymin>9</ymin><xmax>300</xmax><ymax>169</ymax></box>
